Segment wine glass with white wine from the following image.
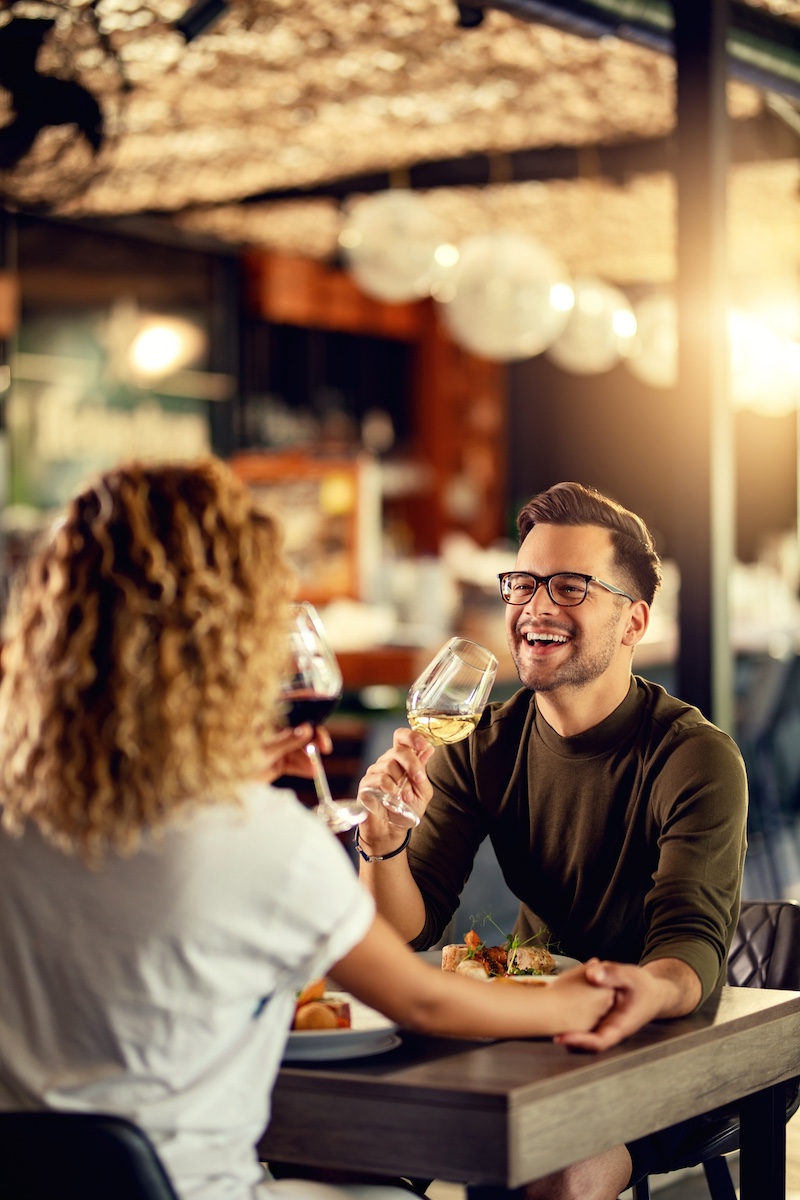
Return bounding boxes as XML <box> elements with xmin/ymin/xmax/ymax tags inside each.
<box><xmin>280</xmin><ymin>602</ymin><xmax>368</xmax><ymax>834</ymax></box>
<box><xmin>359</xmin><ymin>637</ymin><xmax>498</xmax><ymax>829</ymax></box>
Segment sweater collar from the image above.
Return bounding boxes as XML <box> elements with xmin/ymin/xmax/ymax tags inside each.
<box><xmin>533</xmin><ymin>677</ymin><xmax>642</xmax><ymax>758</ymax></box>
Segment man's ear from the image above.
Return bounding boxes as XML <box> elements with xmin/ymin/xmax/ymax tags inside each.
<box><xmin>621</xmin><ymin>600</ymin><xmax>650</xmax><ymax>647</ymax></box>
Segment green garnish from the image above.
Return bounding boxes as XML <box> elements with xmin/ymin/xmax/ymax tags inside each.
<box><xmin>468</xmin><ymin>911</ymin><xmax>563</xmax><ymax>957</ymax></box>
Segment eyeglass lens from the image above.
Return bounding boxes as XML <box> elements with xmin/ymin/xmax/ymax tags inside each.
<box><xmin>501</xmin><ymin>573</ymin><xmax>589</xmax><ymax>606</ymax></box>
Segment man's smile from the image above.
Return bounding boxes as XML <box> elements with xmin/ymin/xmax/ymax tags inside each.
<box><xmin>518</xmin><ymin>625</ymin><xmax>573</xmax><ymax>653</ymax></box>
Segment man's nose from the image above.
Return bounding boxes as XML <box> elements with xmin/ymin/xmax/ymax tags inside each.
<box><xmin>523</xmin><ymin>580</ymin><xmax>553</xmax><ymax>612</ymax></box>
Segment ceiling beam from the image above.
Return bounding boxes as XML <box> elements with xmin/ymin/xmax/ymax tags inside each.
<box><xmin>467</xmin><ymin>0</ymin><xmax>800</xmax><ymax>99</ymax></box>
<box><xmin>183</xmin><ymin>111</ymin><xmax>796</xmax><ymax>212</ymax></box>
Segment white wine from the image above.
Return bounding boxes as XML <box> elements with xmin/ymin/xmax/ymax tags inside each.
<box><xmin>362</xmin><ymin>638</ymin><xmax>496</xmax><ymax>829</ymax></box>
<box><xmin>407</xmin><ymin>708</ymin><xmax>481</xmax><ymax>746</ymax></box>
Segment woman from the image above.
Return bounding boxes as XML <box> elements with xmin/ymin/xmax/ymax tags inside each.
<box><xmin>0</xmin><ymin>458</ymin><xmax>612</xmax><ymax>1200</ymax></box>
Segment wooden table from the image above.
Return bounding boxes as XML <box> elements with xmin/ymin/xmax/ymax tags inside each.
<box><xmin>259</xmin><ymin>986</ymin><xmax>800</xmax><ymax>1198</ymax></box>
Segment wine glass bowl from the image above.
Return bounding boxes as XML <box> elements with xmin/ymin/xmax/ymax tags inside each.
<box><xmin>360</xmin><ymin>637</ymin><xmax>498</xmax><ymax>829</ymax></box>
<box><xmin>280</xmin><ymin>603</ymin><xmax>367</xmax><ymax>834</ymax></box>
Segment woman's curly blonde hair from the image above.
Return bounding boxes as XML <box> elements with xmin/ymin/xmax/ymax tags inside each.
<box><xmin>0</xmin><ymin>456</ymin><xmax>293</xmax><ymax>860</ymax></box>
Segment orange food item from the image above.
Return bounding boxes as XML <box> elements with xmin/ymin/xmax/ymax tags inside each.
<box><xmin>293</xmin><ymin>1001</ymin><xmax>339</xmax><ymax>1030</ymax></box>
<box><xmin>291</xmin><ymin>989</ymin><xmax>352</xmax><ymax>1031</ymax></box>
<box><xmin>295</xmin><ymin>978</ymin><xmax>327</xmax><ymax>1008</ymax></box>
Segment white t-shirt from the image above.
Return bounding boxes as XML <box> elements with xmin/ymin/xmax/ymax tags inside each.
<box><xmin>0</xmin><ymin>783</ymin><xmax>375</xmax><ymax>1199</ymax></box>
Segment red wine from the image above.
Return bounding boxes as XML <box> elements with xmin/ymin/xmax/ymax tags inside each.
<box><xmin>282</xmin><ymin>692</ymin><xmax>340</xmax><ymax>728</ymax></box>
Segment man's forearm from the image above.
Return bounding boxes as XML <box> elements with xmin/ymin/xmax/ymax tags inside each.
<box><xmin>555</xmin><ymin>955</ymin><xmax>704</xmax><ymax>1051</ymax></box>
<box><xmin>357</xmin><ymin>829</ymin><xmax>428</xmax><ymax>943</ymax></box>
<box><xmin>641</xmin><ymin>956</ymin><xmax>703</xmax><ymax>1018</ymax></box>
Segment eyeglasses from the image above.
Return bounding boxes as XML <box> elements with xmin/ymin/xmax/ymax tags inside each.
<box><xmin>498</xmin><ymin>571</ymin><xmax>636</xmax><ymax>607</ymax></box>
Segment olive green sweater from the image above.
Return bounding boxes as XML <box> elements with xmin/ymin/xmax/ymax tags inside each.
<box><xmin>408</xmin><ymin>676</ymin><xmax>748</xmax><ymax>1002</ymax></box>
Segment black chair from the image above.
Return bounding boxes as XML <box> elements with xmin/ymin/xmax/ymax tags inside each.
<box><xmin>632</xmin><ymin>898</ymin><xmax>800</xmax><ymax>1200</ymax></box>
<box><xmin>0</xmin><ymin>1110</ymin><xmax>180</xmax><ymax>1200</ymax></box>
<box><xmin>736</xmin><ymin>656</ymin><xmax>800</xmax><ymax>899</ymax></box>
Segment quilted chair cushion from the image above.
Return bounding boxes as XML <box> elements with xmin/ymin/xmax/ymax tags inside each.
<box><xmin>727</xmin><ymin>899</ymin><xmax>800</xmax><ymax>991</ymax></box>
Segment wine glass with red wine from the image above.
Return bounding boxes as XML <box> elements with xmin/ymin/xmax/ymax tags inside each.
<box><xmin>280</xmin><ymin>602</ymin><xmax>368</xmax><ymax>833</ymax></box>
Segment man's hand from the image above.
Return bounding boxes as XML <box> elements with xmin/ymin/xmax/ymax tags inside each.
<box><xmin>357</xmin><ymin>728</ymin><xmax>435</xmax><ymax>846</ymax></box>
<box><xmin>554</xmin><ymin>957</ymin><xmax>703</xmax><ymax>1052</ymax></box>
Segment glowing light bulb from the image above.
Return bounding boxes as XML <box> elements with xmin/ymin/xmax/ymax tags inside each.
<box><xmin>129</xmin><ymin>317</ymin><xmax>206</xmax><ymax>379</ymax></box>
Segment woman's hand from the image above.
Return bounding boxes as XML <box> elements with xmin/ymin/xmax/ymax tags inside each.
<box><xmin>547</xmin><ymin>960</ymin><xmax>616</xmax><ymax>1034</ymax></box>
<box><xmin>257</xmin><ymin>724</ymin><xmax>333</xmax><ymax>785</ymax></box>
<box><xmin>553</xmin><ymin>957</ymin><xmax>702</xmax><ymax>1051</ymax></box>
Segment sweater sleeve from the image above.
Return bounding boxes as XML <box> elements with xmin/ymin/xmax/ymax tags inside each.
<box><xmin>406</xmin><ymin>741</ymin><xmax>488</xmax><ymax>950</ymax></box>
<box><xmin>406</xmin><ymin>693</ymin><xmax>533</xmax><ymax>950</ymax></box>
<box><xmin>641</xmin><ymin>724</ymin><xmax>748</xmax><ymax>1001</ymax></box>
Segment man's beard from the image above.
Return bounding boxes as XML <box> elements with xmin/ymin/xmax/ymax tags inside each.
<box><xmin>510</xmin><ymin>613</ymin><xmax>621</xmax><ymax>693</ymax></box>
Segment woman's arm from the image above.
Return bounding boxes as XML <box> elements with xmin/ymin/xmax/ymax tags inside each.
<box><xmin>328</xmin><ymin>912</ymin><xmax>614</xmax><ymax>1041</ymax></box>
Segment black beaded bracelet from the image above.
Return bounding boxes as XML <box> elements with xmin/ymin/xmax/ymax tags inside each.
<box><xmin>354</xmin><ymin>826</ymin><xmax>411</xmax><ymax>863</ymax></box>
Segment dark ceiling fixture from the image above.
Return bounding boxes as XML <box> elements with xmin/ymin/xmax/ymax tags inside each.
<box><xmin>0</xmin><ymin>18</ymin><xmax>103</xmax><ymax>170</ymax></box>
<box><xmin>455</xmin><ymin>5</ymin><xmax>486</xmax><ymax>28</ymax></box>
<box><xmin>0</xmin><ymin>8</ymin><xmax>127</xmax><ymax>210</ymax></box>
<box><xmin>176</xmin><ymin>0</ymin><xmax>229</xmax><ymax>43</ymax></box>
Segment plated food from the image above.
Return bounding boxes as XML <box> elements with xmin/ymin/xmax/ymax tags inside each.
<box><xmin>292</xmin><ymin>978</ymin><xmax>352</xmax><ymax>1030</ymax></box>
<box><xmin>285</xmin><ymin>989</ymin><xmax>399</xmax><ymax>1061</ymax></box>
<box><xmin>442</xmin><ymin>928</ymin><xmax>557</xmax><ymax>983</ymax></box>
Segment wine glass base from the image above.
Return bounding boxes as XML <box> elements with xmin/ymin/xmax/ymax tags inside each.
<box><xmin>382</xmin><ymin>801</ymin><xmax>420</xmax><ymax>829</ymax></box>
<box><xmin>317</xmin><ymin>797</ymin><xmax>369</xmax><ymax>834</ymax></box>
<box><xmin>358</xmin><ymin>787</ymin><xmax>420</xmax><ymax>829</ymax></box>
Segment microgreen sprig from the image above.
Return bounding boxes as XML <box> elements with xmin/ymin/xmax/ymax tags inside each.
<box><xmin>467</xmin><ymin>911</ymin><xmax>563</xmax><ymax>957</ymax></box>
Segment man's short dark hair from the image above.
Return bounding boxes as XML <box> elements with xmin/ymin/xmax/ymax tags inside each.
<box><xmin>517</xmin><ymin>481</ymin><xmax>662</xmax><ymax>605</ymax></box>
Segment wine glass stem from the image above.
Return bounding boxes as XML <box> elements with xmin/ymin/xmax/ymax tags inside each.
<box><xmin>391</xmin><ymin>770</ymin><xmax>410</xmax><ymax>800</ymax></box>
<box><xmin>305</xmin><ymin>742</ymin><xmax>336</xmax><ymax>815</ymax></box>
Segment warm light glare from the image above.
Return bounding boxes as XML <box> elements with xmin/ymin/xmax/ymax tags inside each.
<box><xmin>129</xmin><ymin>317</ymin><xmax>206</xmax><ymax>379</ymax></box>
<box><xmin>550</xmin><ymin>283</ymin><xmax>575</xmax><ymax>312</ymax></box>
<box><xmin>613</xmin><ymin>309</ymin><xmax>637</xmax><ymax>340</ymax></box>
<box><xmin>434</xmin><ymin>242</ymin><xmax>459</xmax><ymax>268</ymax></box>
<box><xmin>728</xmin><ymin>309</ymin><xmax>799</xmax><ymax>417</ymax></box>
<box><xmin>132</xmin><ymin>327</ymin><xmax>182</xmax><ymax>374</ymax></box>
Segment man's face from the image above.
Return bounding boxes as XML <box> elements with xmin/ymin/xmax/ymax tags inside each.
<box><xmin>505</xmin><ymin>523</ymin><xmax>634</xmax><ymax>694</ymax></box>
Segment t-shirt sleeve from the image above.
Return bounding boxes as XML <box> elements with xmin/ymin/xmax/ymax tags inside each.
<box><xmin>284</xmin><ymin>815</ymin><xmax>376</xmax><ymax>983</ymax></box>
<box><xmin>238</xmin><ymin>784</ymin><xmax>376</xmax><ymax>991</ymax></box>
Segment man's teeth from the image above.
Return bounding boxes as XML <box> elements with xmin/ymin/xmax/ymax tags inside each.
<box><xmin>526</xmin><ymin>633</ymin><xmax>568</xmax><ymax>644</ymax></box>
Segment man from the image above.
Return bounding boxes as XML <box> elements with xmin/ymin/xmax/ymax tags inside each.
<box><xmin>356</xmin><ymin>481</ymin><xmax>748</xmax><ymax>1200</ymax></box>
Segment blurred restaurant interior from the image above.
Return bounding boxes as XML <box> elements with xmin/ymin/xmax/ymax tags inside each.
<box><xmin>1</xmin><ymin>0</ymin><xmax>800</xmax><ymax>907</ymax></box>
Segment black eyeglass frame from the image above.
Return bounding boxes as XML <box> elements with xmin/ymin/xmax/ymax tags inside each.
<box><xmin>497</xmin><ymin>571</ymin><xmax>636</xmax><ymax>607</ymax></box>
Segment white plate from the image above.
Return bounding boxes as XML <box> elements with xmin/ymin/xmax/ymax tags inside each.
<box><xmin>417</xmin><ymin>949</ymin><xmax>582</xmax><ymax>975</ymax></box>
<box><xmin>284</xmin><ymin>995</ymin><xmax>399</xmax><ymax>1062</ymax></box>
<box><xmin>502</xmin><ymin>954</ymin><xmax>581</xmax><ymax>981</ymax></box>
<box><xmin>283</xmin><ymin>1031</ymin><xmax>402</xmax><ymax>1062</ymax></box>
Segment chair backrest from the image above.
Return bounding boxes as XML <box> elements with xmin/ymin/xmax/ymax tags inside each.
<box><xmin>726</xmin><ymin>898</ymin><xmax>800</xmax><ymax>991</ymax></box>
<box><xmin>0</xmin><ymin>1111</ymin><xmax>180</xmax><ymax>1200</ymax></box>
